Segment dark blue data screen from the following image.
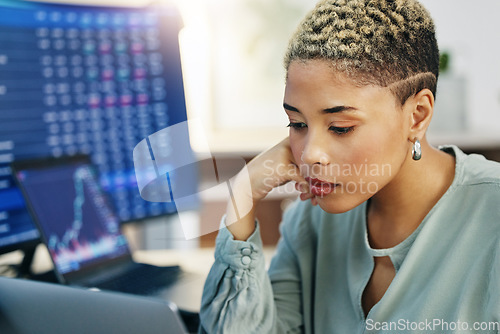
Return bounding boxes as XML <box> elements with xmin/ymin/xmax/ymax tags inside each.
<box><xmin>0</xmin><ymin>0</ymin><xmax>198</xmax><ymax>252</ymax></box>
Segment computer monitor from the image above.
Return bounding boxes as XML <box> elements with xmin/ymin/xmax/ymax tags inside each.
<box><xmin>0</xmin><ymin>0</ymin><xmax>199</xmax><ymax>259</ymax></box>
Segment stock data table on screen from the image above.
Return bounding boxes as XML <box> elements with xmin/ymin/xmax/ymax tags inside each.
<box><xmin>0</xmin><ymin>0</ymin><xmax>198</xmax><ymax>253</ymax></box>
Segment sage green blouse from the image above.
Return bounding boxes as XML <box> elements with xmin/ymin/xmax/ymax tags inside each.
<box><xmin>199</xmin><ymin>146</ymin><xmax>500</xmax><ymax>333</ymax></box>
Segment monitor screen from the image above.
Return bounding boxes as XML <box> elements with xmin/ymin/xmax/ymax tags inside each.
<box><xmin>14</xmin><ymin>156</ymin><xmax>130</xmax><ymax>275</ymax></box>
<box><xmin>0</xmin><ymin>0</ymin><xmax>199</xmax><ymax>255</ymax></box>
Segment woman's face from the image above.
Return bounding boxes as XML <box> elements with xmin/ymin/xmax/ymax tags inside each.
<box><xmin>284</xmin><ymin>60</ymin><xmax>412</xmax><ymax>213</ymax></box>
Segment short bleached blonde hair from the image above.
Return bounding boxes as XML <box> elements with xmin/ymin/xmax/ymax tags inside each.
<box><xmin>284</xmin><ymin>0</ymin><xmax>440</xmax><ymax>105</ymax></box>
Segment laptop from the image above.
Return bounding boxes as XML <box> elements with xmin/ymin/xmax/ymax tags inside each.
<box><xmin>10</xmin><ymin>154</ymin><xmax>183</xmax><ymax>296</ymax></box>
<box><xmin>0</xmin><ymin>276</ymin><xmax>188</xmax><ymax>334</ymax></box>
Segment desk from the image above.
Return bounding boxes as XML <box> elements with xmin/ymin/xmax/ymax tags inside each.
<box><xmin>0</xmin><ymin>245</ymin><xmax>277</xmax><ymax>312</ymax></box>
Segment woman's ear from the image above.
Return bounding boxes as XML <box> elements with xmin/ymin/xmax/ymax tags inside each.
<box><xmin>406</xmin><ymin>88</ymin><xmax>434</xmax><ymax>140</ymax></box>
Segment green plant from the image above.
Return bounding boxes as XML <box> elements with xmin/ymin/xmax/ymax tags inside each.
<box><xmin>439</xmin><ymin>52</ymin><xmax>450</xmax><ymax>73</ymax></box>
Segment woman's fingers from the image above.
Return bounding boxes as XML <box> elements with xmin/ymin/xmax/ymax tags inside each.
<box><xmin>299</xmin><ymin>192</ymin><xmax>314</xmax><ymax>201</ymax></box>
<box><xmin>295</xmin><ymin>180</ymin><xmax>309</xmax><ymax>192</ymax></box>
<box><xmin>296</xmin><ymin>180</ymin><xmax>319</xmax><ymax>206</ymax></box>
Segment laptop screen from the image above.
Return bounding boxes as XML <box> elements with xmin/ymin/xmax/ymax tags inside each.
<box><xmin>13</xmin><ymin>156</ymin><xmax>130</xmax><ymax>275</ymax></box>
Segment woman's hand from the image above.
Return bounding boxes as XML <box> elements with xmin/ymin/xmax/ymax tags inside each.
<box><xmin>225</xmin><ymin>137</ymin><xmax>315</xmax><ymax>240</ymax></box>
<box><xmin>246</xmin><ymin>137</ymin><xmax>318</xmax><ymax>205</ymax></box>
<box><xmin>248</xmin><ymin>137</ymin><xmax>306</xmax><ymax>202</ymax></box>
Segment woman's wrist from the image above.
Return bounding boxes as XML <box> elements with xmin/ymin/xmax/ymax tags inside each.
<box><xmin>224</xmin><ymin>169</ymin><xmax>259</xmax><ymax>240</ymax></box>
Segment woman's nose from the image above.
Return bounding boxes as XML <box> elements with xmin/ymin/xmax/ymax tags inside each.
<box><xmin>300</xmin><ymin>133</ymin><xmax>331</xmax><ymax>166</ymax></box>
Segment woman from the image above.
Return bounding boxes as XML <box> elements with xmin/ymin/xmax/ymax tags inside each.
<box><xmin>199</xmin><ymin>0</ymin><xmax>500</xmax><ymax>332</ymax></box>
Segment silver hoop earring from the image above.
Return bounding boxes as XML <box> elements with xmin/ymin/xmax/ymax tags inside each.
<box><xmin>412</xmin><ymin>138</ymin><xmax>422</xmax><ymax>161</ymax></box>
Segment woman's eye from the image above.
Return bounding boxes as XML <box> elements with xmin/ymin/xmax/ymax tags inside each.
<box><xmin>287</xmin><ymin>122</ymin><xmax>307</xmax><ymax>130</ymax></box>
<box><xmin>329</xmin><ymin>126</ymin><xmax>354</xmax><ymax>135</ymax></box>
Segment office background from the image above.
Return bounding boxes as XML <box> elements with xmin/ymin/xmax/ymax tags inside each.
<box><xmin>2</xmin><ymin>0</ymin><xmax>500</xmax><ymax>254</ymax></box>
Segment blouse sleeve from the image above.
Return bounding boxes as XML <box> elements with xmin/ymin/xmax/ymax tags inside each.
<box><xmin>487</xmin><ymin>240</ymin><xmax>500</xmax><ymax>328</ymax></box>
<box><xmin>198</xmin><ymin>217</ymin><xmax>304</xmax><ymax>334</ymax></box>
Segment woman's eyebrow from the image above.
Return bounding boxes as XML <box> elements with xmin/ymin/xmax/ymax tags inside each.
<box><xmin>283</xmin><ymin>103</ymin><xmax>300</xmax><ymax>113</ymax></box>
<box><xmin>323</xmin><ymin>106</ymin><xmax>357</xmax><ymax>114</ymax></box>
<box><xmin>283</xmin><ymin>102</ymin><xmax>357</xmax><ymax>114</ymax></box>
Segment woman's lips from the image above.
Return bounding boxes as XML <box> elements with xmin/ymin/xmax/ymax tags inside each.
<box><xmin>305</xmin><ymin>177</ymin><xmax>338</xmax><ymax>197</ymax></box>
